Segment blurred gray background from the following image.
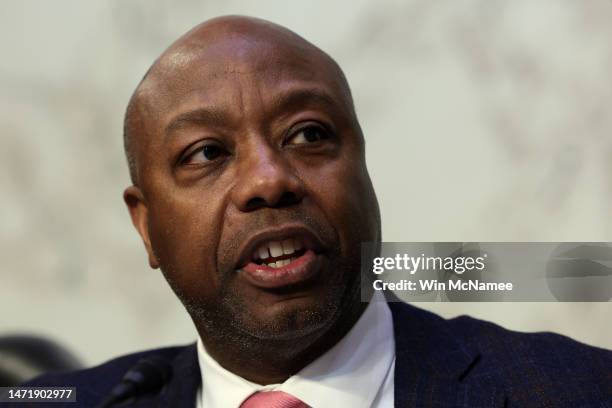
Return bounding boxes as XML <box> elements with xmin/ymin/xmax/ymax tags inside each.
<box><xmin>1</xmin><ymin>0</ymin><xmax>611</xmax><ymax>366</ymax></box>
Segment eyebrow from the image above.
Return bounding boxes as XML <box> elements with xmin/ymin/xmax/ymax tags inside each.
<box><xmin>269</xmin><ymin>87</ymin><xmax>341</xmax><ymax>116</ymax></box>
<box><xmin>164</xmin><ymin>87</ymin><xmax>343</xmax><ymax>137</ymax></box>
<box><xmin>165</xmin><ymin>106</ymin><xmax>231</xmax><ymax>137</ymax></box>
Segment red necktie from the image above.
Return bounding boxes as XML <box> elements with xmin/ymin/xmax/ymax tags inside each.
<box><xmin>239</xmin><ymin>391</ymin><xmax>309</xmax><ymax>408</ymax></box>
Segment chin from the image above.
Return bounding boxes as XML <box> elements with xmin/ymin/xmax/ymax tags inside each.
<box><xmin>235</xmin><ymin>294</ymin><xmax>341</xmax><ymax>341</ymax></box>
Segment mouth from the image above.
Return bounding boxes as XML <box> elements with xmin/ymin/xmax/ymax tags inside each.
<box><xmin>252</xmin><ymin>237</ymin><xmax>307</xmax><ymax>267</ymax></box>
<box><xmin>236</xmin><ymin>226</ymin><xmax>325</xmax><ymax>289</ymax></box>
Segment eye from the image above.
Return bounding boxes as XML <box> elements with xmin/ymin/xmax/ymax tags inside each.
<box><xmin>181</xmin><ymin>141</ymin><xmax>227</xmax><ymax>165</ymax></box>
<box><xmin>200</xmin><ymin>145</ymin><xmax>222</xmax><ymax>160</ymax></box>
<box><xmin>286</xmin><ymin>125</ymin><xmax>330</xmax><ymax>146</ymax></box>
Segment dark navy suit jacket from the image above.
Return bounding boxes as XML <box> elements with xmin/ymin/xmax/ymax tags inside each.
<box><xmin>12</xmin><ymin>302</ymin><xmax>612</xmax><ymax>407</ymax></box>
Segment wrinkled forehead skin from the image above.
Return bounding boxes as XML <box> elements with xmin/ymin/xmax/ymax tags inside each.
<box><xmin>127</xmin><ymin>16</ymin><xmax>359</xmax><ymax>186</ymax></box>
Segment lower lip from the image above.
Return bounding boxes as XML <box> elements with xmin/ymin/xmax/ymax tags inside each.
<box><xmin>240</xmin><ymin>250</ymin><xmax>320</xmax><ymax>289</ymax></box>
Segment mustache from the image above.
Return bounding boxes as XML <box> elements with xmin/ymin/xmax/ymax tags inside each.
<box><xmin>217</xmin><ymin>207</ymin><xmax>339</xmax><ymax>274</ymax></box>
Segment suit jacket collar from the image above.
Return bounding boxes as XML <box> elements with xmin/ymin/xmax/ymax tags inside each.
<box><xmin>156</xmin><ymin>344</ymin><xmax>200</xmax><ymax>408</ymax></box>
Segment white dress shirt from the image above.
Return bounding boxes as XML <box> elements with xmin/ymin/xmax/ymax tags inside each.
<box><xmin>195</xmin><ymin>292</ymin><xmax>395</xmax><ymax>408</ymax></box>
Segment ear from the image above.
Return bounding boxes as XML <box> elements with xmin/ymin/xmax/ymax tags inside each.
<box><xmin>123</xmin><ymin>185</ymin><xmax>160</xmax><ymax>269</ymax></box>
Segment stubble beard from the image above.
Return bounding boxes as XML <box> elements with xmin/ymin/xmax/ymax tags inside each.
<box><xmin>166</xmin><ymin>252</ymin><xmax>362</xmax><ymax>362</ymax></box>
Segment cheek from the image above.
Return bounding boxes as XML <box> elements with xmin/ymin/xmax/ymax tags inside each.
<box><xmin>305</xmin><ymin>155</ymin><xmax>380</xmax><ymax>254</ymax></box>
<box><xmin>147</xmin><ymin>191</ymin><xmax>224</xmax><ymax>297</ymax></box>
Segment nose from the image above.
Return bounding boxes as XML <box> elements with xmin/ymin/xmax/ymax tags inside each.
<box><xmin>231</xmin><ymin>143</ymin><xmax>305</xmax><ymax>212</ymax></box>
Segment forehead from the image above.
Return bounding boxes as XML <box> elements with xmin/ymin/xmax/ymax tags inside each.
<box><xmin>137</xmin><ymin>34</ymin><xmax>352</xmax><ymax>129</ymax></box>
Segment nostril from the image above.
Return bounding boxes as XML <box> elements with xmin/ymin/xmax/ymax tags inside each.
<box><xmin>245</xmin><ymin>197</ymin><xmax>267</xmax><ymax>211</ymax></box>
<box><xmin>244</xmin><ymin>192</ymin><xmax>301</xmax><ymax>211</ymax></box>
<box><xmin>276</xmin><ymin>192</ymin><xmax>300</xmax><ymax>207</ymax></box>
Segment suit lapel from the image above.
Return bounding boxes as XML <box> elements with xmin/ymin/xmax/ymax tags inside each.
<box><xmin>389</xmin><ymin>302</ymin><xmax>504</xmax><ymax>407</ymax></box>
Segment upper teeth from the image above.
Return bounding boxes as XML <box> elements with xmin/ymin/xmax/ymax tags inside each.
<box><xmin>255</xmin><ymin>238</ymin><xmax>304</xmax><ymax>261</ymax></box>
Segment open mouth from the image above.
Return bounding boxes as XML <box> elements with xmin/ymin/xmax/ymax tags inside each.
<box><xmin>252</xmin><ymin>238</ymin><xmax>307</xmax><ymax>268</ymax></box>
<box><xmin>237</xmin><ymin>227</ymin><xmax>325</xmax><ymax>289</ymax></box>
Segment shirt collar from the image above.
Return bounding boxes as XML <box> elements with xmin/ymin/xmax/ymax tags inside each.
<box><xmin>197</xmin><ymin>292</ymin><xmax>395</xmax><ymax>408</ymax></box>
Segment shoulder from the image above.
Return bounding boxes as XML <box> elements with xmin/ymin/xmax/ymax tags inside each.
<box><xmin>389</xmin><ymin>301</ymin><xmax>612</xmax><ymax>366</ymax></box>
<box><xmin>449</xmin><ymin>314</ymin><xmax>612</xmax><ymax>405</ymax></box>
<box><xmin>19</xmin><ymin>344</ymin><xmax>192</xmax><ymax>407</ymax></box>
<box><xmin>389</xmin><ymin>302</ymin><xmax>612</xmax><ymax>405</ymax></box>
<box><xmin>447</xmin><ymin>312</ymin><xmax>612</xmax><ymax>373</ymax></box>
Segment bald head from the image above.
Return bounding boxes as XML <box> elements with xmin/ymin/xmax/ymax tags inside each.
<box><xmin>123</xmin><ymin>16</ymin><xmax>356</xmax><ymax>184</ymax></box>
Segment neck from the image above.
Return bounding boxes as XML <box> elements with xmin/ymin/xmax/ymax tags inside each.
<box><xmin>197</xmin><ymin>300</ymin><xmax>367</xmax><ymax>385</ymax></box>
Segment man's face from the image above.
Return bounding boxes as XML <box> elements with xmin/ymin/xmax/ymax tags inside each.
<box><xmin>125</xmin><ymin>30</ymin><xmax>380</xmax><ymax>344</ymax></box>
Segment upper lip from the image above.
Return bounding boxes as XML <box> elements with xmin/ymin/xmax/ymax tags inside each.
<box><xmin>235</xmin><ymin>224</ymin><xmax>325</xmax><ymax>269</ymax></box>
